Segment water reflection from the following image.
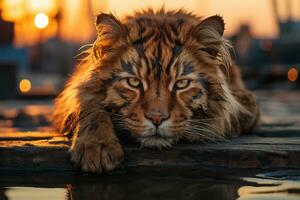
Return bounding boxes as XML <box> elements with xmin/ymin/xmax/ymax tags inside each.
<box><xmin>67</xmin><ymin>181</ymin><xmax>238</xmax><ymax>200</ymax></box>
<box><xmin>238</xmin><ymin>178</ymin><xmax>300</xmax><ymax>200</ymax></box>
<box><xmin>1</xmin><ymin>180</ymin><xmax>238</xmax><ymax>200</ymax></box>
<box><xmin>4</xmin><ymin>187</ymin><xmax>65</xmax><ymax>200</ymax></box>
<box><xmin>0</xmin><ymin>188</ymin><xmax>8</xmax><ymax>200</ymax></box>
<box><xmin>1</xmin><ymin>177</ymin><xmax>300</xmax><ymax>200</ymax></box>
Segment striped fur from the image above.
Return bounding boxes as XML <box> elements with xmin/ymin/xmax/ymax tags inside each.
<box><xmin>53</xmin><ymin>8</ymin><xmax>259</xmax><ymax>173</ymax></box>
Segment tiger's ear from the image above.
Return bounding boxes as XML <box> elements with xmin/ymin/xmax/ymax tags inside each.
<box><xmin>96</xmin><ymin>13</ymin><xmax>126</xmax><ymax>37</ymax></box>
<box><xmin>197</xmin><ymin>15</ymin><xmax>225</xmax><ymax>36</ymax></box>
<box><xmin>94</xmin><ymin>13</ymin><xmax>126</xmax><ymax>59</ymax></box>
<box><xmin>193</xmin><ymin>15</ymin><xmax>226</xmax><ymax>56</ymax></box>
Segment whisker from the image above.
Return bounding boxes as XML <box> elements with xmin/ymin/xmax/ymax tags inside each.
<box><xmin>187</xmin><ymin>121</ymin><xmax>222</xmax><ymax>134</ymax></box>
<box><xmin>189</xmin><ymin>127</ymin><xmax>224</xmax><ymax>139</ymax></box>
<box><xmin>190</xmin><ymin>124</ymin><xmax>222</xmax><ymax>135</ymax></box>
<box><xmin>187</xmin><ymin>117</ymin><xmax>225</xmax><ymax>121</ymax></box>
<box><xmin>185</xmin><ymin>130</ymin><xmax>219</xmax><ymax>141</ymax></box>
<box><xmin>183</xmin><ymin>124</ymin><xmax>228</xmax><ymax>143</ymax></box>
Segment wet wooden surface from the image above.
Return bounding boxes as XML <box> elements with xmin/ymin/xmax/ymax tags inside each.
<box><xmin>0</xmin><ymin>91</ymin><xmax>300</xmax><ymax>172</ymax></box>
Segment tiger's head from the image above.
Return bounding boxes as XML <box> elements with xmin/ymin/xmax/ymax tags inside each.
<box><xmin>82</xmin><ymin>9</ymin><xmax>244</xmax><ymax>148</ymax></box>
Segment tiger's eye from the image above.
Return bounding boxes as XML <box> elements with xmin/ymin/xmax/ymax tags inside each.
<box><xmin>127</xmin><ymin>77</ymin><xmax>141</xmax><ymax>88</ymax></box>
<box><xmin>175</xmin><ymin>79</ymin><xmax>190</xmax><ymax>89</ymax></box>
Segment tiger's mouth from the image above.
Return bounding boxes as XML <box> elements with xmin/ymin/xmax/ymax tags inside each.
<box><xmin>117</xmin><ymin>120</ymin><xmax>182</xmax><ymax>148</ymax></box>
<box><xmin>138</xmin><ymin>133</ymin><xmax>179</xmax><ymax>148</ymax></box>
<box><xmin>141</xmin><ymin>132</ymin><xmax>174</xmax><ymax>139</ymax></box>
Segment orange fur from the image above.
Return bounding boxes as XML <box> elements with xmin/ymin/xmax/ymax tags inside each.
<box><xmin>53</xmin><ymin>8</ymin><xmax>259</xmax><ymax>173</ymax></box>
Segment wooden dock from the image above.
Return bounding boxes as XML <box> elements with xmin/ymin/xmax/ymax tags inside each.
<box><xmin>0</xmin><ymin>91</ymin><xmax>300</xmax><ymax>173</ymax></box>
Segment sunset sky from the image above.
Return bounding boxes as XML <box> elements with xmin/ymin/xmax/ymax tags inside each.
<box><xmin>2</xmin><ymin>0</ymin><xmax>300</xmax><ymax>46</ymax></box>
<box><xmin>108</xmin><ymin>0</ymin><xmax>299</xmax><ymax>38</ymax></box>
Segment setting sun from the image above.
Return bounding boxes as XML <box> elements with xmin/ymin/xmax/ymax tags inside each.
<box><xmin>19</xmin><ymin>79</ymin><xmax>32</xmax><ymax>93</ymax></box>
<box><xmin>34</xmin><ymin>12</ymin><xmax>49</xmax><ymax>29</ymax></box>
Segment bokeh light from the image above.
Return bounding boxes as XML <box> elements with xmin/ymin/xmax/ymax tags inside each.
<box><xmin>287</xmin><ymin>67</ymin><xmax>298</xmax><ymax>82</ymax></box>
<box><xmin>19</xmin><ymin>79</ymin><xmax>32</xmax><ymax>93</ymax></box>
<box><xmin>34</xmin><ymin>13</ymin><xmax>49</xmax><ymax>29</ymax></box>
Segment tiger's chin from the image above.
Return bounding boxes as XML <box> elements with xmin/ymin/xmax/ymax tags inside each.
<box><xmin>138</xmin><ymin>135</ymin><xmax>180</xmax><ymax>149</ymax></box>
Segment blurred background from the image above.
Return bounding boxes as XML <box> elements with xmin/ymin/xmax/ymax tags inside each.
<box><xmin>1</xmin><ymin>2</ymin><xmax>300</xmax><ymax>198</ymax></box>
<box><xmin>0</xmin><ymin>0</ymin><xmax>299</xmax><ymax>99</ymax></box>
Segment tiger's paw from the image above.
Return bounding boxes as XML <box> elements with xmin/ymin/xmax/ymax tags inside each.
<box><xmin>70</xmin><ymin>139</ymin><xmax>124</xmax><ymax>173</ymax></box>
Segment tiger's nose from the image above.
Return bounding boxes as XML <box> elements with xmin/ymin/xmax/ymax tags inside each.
<box><xmin>145</xmin><ymin>112</ymin><xmax>169</xmax><ymax>126</ymax></box>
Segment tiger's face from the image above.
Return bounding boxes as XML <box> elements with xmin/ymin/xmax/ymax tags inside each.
<box><xmin>94</xmin><ymin>12</ymin><xmax>231</xmax><ymax>147</ymax></box>
<box><xmin>104</xmin><ymin>47</ymin><xmax>215</xmax><ymax>147</ymax></box>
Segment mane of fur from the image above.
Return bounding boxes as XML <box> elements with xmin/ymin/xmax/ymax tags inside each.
<box><xmin>53</xmin><ymin>8</ymin><xmax>258</xmax><ymax>147</ymax></box>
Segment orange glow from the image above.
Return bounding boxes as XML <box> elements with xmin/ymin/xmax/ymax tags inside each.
<box><xmin>1</xmin><ymin>0</ymin><xmax>57</xmax><ymax>46</ymax></box>
<box><xmin>1</xmin><ymin>0</ymin><xmax>25</xmax><ymax>22</ymax></box>
<box><xmin>108</xmin><ymin>0</ymin><xmax>280</xmax><ymax>38</ymax></box>
<box><xmin>288</xmin><ymin>67</ymin><xmax>298</xmax><ymax>82</ymax></box>
<box><xmin>34</xmin><ymin>13</ymin><xmax>49</xmax><ymax>29</ymax></box>
<box><xmin>237</xmin><ymin>178</ymin><xmax>300</xmax><ymax>199</ymax></box>
<box><xmin>14</xmin><ymin>15</ymin><xmax>57</xmax><ymax>47</ymax></box>
<box><xmin>27</xmin><ymin>0</ymin><xmax>57</xmax><ymax>16</ymax></box>
<box><xmin>3</xmin><ymin>0</ymin><xmax>300</xmax><ymax>46</ymax></box>
<box><xmin>19</xmin><ymin>79</ymin><xmax>31</xmax><ymax>93</ymax></box>
<box><xmin>59</xmin><ymin>0</ymin><xmax>96</xmax><ymax>44</ymax></box>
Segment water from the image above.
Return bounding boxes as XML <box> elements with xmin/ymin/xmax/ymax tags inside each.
<box><xmin>1</xmin><ymin>170</ymin><xmax>300</xmax><ymax>200</ymax></box>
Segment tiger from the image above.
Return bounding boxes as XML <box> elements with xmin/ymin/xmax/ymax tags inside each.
<box><xmin>53</xmin><ymin>8</ymin><xmax>260</xmax><ymax>173</ymax></box>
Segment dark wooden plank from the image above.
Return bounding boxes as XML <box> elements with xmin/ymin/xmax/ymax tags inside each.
<box><xmin>256</xmin><ymin>126</ymin><xmax>300</xmax><ymax>137</ymax></box>
<box><xmin>0</xmin><ymin>134</ymin><xmax>300</xmax><ymax>172</ymax></box>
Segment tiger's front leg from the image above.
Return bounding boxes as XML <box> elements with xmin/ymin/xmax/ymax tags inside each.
<box><xmin>70</xmin><ymin>110</ymin><xmax>124</xmax><ymax>173</ymax></box>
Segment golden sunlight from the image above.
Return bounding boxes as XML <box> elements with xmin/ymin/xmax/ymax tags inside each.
<box><xmin>1</xmin><ymin>0</ymin><xmax>24</xmax><ymax>21</ymax></box>
<box><xmin>107</xmin><ymin>0</ymin><xmax>279</xmax><ymax>38</ymax></box>
<box><xmin>34</xmin><ymin>13</ymin><xmax>49</xmax><ymax>29</ymax></box>
<box><xmin>19</xmin><ymin>79</ymin><xmax>32</xmax><ymax>93</ymax></box>
<box><xmin>2</xmin><ymin>0</ymin><xmax>300</xmax><ymax>46</ymax></box>
<box><xmin>237</xmin><ymin>179</ymin><xmax>300</xmax><ymax>200</ymax></box>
